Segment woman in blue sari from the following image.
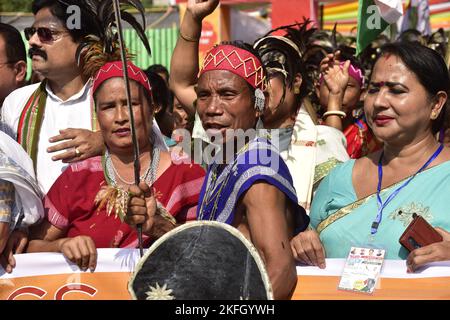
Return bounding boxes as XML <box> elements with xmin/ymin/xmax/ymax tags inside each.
<box><xmin>291</xmin><ymin>41</ymin><xmax>450</xmax><ymax>272</ymax></box>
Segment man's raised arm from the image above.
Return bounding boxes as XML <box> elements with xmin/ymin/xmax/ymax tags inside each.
<box><xmin>169</xmin><ymin>0</ymin><xmax>219</xmax><ymax>115</ymax></box>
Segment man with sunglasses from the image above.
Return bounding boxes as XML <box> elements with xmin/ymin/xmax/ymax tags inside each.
<box><xmin>0</xmin><ymin>23</ymin><xmax>27</xmax><ymax>110</ymax></box>
<box><xmin>1</xmin><ymin>0</ymin><xmax>102</xmax><ymax>195</ymax></box>
<box><xmin>0</xmin><ymin>0</ymin><xmax>105</xmax><ymax>274</ymax></box>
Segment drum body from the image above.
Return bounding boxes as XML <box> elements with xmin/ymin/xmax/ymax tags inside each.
<box><xmin>129</xmin><ymin>221</ymin><xmax>273</xmax><ymax>300</ymax></box>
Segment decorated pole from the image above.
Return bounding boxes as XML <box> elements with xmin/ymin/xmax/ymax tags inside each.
<box><xmin>111</xmin><ymin>0</ymin><xmax>144</xmax><ymax>257</ymax></box>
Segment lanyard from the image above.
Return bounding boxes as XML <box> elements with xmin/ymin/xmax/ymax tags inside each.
<box><xmin>371</xmin><ymin>144</ymin><xmax>444</xmax><ymax>235</ymax></box>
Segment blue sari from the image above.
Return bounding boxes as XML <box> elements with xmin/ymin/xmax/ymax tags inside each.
<box><xmin>197</xmin><ymin>137</ymin><xmax>309</xmax><ymax>232</ymax></box>
<box><xmin>311</xmin><ymin>159</ymin><xmax>450</xmax><ymax>259</ymax></box>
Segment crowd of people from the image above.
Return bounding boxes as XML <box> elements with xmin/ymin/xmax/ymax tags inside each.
<box><xmin>1</xmin><ymin>0</ymin><xmax>450</xmax><ymax>299</ymax></box>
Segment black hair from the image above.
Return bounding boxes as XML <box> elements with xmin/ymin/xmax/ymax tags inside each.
<box><xmin>221</xmin><ymin>40</ymin><xmax>262</xmax><ymax>63</ymax></box>
<box><xmin>0</xmin><ymin>23</ymin><xmax>26</xmax><ymax>63</ymax></box>
<box><xmin>427</xmin><ymin>28</ymin><xmax>448</xmax><ymax>59</ymax></box>
<box><xmin>336</xmin><ymin>45</ymin><xmax>364</xmax><ymax>87</ymax></box>
<box><xmin>397</xmin><ymin>29</ymin><xmax>427</xmax><ymax>45</ymax></box>
<box><xmin>32</xmin><ymin>0</ymin><xmax>101</xmax><ymax>42</ymax></box>
<box><xmin>254</xmin><ymin>21</ymin><xmax>316</xmax><ymax>111</ymax></box>
<box><xmin>144</xmin><ymin>70</ymin><xmax>170</xmax><ymax>122</ymax></box>
<box><xmin>373</xmin><ymin>41</ymin><xmax>450</xmax><ymax>134</ymax></box>
<box><xmin>147</xmin><ymin>64</ymin><xmax>169</xmax><ymax>82</ymax></box>
<box><xmin>358</xmin><ymin>33</ymin><xmax>390</xmax><ymax>76</ymax></box>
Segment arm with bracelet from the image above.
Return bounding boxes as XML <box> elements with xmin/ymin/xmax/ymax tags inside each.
<box><xmin>318</xmin><ymin>51</ymin><xmax>350</xmax><ymax>132</ymax></box>
<box><xmin>169</xmin><ymin>0</ymin><xmax>219</xmax><ymax>115</ymax></box>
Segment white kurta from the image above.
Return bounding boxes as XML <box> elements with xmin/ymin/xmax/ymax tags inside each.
<box><xmin>0</xmin><ymin>130</ymin><xmax>44</xmax><ymax>228</ymax></box>
<box><xmin>280</xmin><ymin>106</ymin><xmax>350</xmax><ymax>213</ymax></box>
<box><xmin>1</xmin><ymin>81</ymin><xmax>93</xmax><ymax>194</ymax></box>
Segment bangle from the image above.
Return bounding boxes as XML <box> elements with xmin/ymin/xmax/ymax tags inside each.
<box><xmin>179</xmin><ymin>31</ymin><xmax>200</xmax><ymax>42</ymax></box>
<box><xmin>323</xmin><ymin>110</ymin><xmax>346</xmax><ymax>119</ymax></box>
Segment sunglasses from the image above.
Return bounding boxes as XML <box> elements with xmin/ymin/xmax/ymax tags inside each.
<box><xmin>24</xmin><ymin>27</ymin><xmax>67</xmax><ymax>42</ymax></box>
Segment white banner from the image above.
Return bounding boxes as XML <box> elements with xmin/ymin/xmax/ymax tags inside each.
<box><xmin>2</xmin><ymin>249</ymin><xmax>450</xmax><ymax>300</ymax></box>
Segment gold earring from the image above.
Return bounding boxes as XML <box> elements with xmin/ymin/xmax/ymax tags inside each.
<box><xmin>431</xmin><ymin>111</ymin><xmax>438</xmax><ymax>120</ymax></box>
<box><xmin>294</xmin><ymin>87</ymin><xmax>300</xmax><ymax>94</ymax></box>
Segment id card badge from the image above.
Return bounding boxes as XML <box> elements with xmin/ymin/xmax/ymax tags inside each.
<box><xmin>338</xmin><ymin>246</ymin><xmax>386</xmax><ymax>294</ymax></box>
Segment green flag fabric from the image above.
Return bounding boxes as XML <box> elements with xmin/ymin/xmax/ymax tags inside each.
<box><xmin>356</xmin><ymin>0</ymin><xmax>403</xmax><ymax>55</ymax></box>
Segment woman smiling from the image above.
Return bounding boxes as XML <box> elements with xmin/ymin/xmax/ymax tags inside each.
<box><xmin>291</xmin><ymin>42</ymin><xmax>450</xmax><ymax>272</ymax></box>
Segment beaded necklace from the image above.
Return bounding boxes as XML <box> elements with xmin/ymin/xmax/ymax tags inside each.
<box><xmin>198</xmin><ymin>142</ymin><xmax>251</xmax><ymax>221</ymax></box>
<box><xmin>104</xmin><ymin>147</ymin><xmax>160</xmax><ymax>186</ymax></box>
<box><xmin>96</xmin><ymin>147</ymin><xmax>160</xmax><ymax>222</ymax></box>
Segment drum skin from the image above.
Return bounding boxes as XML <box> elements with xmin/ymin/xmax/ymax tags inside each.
<box><xmin>129</xmin><ymin>221</ymin><xmax>273</xmax><ymax>300</ymax></box>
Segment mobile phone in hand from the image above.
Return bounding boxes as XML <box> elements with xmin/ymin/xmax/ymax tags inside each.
<box><xmin>399</xmin><ymin>213</ymin><xmax>443</xmax><ymax>252</ymax></box>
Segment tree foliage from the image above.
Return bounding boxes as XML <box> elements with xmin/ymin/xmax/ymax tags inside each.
<box><xmin>142</xmin><ymin>0</ymin><xmax>154</xmax><ymax>8</ymax></box>
<box><xmin>1</xmin><ymin>0</ymin><xmax>32</xmax><ymax>13</ymax></box>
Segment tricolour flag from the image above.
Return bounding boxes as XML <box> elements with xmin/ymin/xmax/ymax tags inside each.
<box><xmin>356</xmin><ymin>0</ymin><xmax>404</xmax><ymax>55</ymax></box>
<box><xmin>400</xmin><ymin>0</ymin><xmax>431</xmax><ymax>36</ymax></box>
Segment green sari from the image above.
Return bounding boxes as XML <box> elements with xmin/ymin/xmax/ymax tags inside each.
<box><xmin>310</xmin><ymin>159</ymin><xmax>450</xmax><ymax>259</ymax></box>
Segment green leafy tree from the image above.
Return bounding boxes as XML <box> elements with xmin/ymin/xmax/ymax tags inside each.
<box><xmin>141</xmin><ymin>0</ymin><xmax>154</xmax><ymax>8</ymax></box>
<box><xmin>1</xmin><ymin>0</ymin><xmax>32</xmax><ymax>12</ymax></box>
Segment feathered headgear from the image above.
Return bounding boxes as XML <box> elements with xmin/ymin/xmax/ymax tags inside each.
<box><xmin>74</xmin><ymin>0</ymin><xmax>151</xmax><ymax>80</ymax></box>
<box><xmin>253</xmin><ymin>19</ymin><xmax>316</xmax><ymax>107</ymax></box>
<box><xmin>427</xmin><ymin>28</ymin><xmax>448</xmax><ymax>60</ymax></box>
